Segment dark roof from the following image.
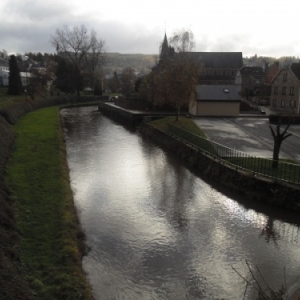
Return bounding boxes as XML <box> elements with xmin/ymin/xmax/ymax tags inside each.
<box><xmin>199</xmin><ymin>75</ymin><xmax>235</xmax><ymax>81</ymax></box>
<box><xmin>290</xmin><ymin>63</ymin><xmax>300</xmax><ymax>80</ymax></box>
<box><xmin>188</xmin><ymin>52</ymin><xmax>243</xmax><ymax>69</ymax></box>
<box><xmin>160</xmin><ymin>33</ymin><xmax>174</xmax><ymax>61</ymax></box>
<box><xmin>160</xmin><ymin>33</ymin><xmax>169</xmax><ymax>59</ymax></box>
<box><xmin>239</xmin><ymin>66</ymin><xmax>264</xmax><ymax>77</ymax></box>
<box><xmin>196</xmin><ymin>85</ymin><xmax>240</xmax><ymax>101</ymax></box>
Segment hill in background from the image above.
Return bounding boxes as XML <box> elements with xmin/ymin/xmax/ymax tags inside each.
<box><xmin>103</xmin><ymin>53</ymin><xmax>157</xmax><ymax>75</ymax></box>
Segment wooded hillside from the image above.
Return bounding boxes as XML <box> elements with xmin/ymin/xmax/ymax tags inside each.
<box><xmin>103</xmin><ymin>52</ymin><xmax>157</xmax><ymax>75</ymax></box>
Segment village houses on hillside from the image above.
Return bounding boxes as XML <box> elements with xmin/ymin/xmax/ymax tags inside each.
<box><xmin>0</xmin><ymin>51</ymin><xmax>31</xmax><ymax>87</ymax></box>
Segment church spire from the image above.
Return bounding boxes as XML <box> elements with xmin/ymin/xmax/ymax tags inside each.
<box><xmin>160</xmin><ymin>32</ymin><xmax>169</xmax><ymax>61</ymax></box>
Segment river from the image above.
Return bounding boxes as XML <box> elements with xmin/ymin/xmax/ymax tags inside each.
<box><xmin>61</xmin><ymin>106</ymin><xmax>300</xmax><ymax>300</ymax></box>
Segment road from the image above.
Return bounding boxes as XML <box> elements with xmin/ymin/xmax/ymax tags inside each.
<box><xmin>193</xmin><ymin>117</ymin><xmax>300</xmax><ymax>162</ymax></box>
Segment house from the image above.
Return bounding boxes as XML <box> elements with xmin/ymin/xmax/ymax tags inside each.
<box><xmin>194</xmin><ymin>52</ymin><xmax>243</xmax><ymax>85</ymax></box>
<box><xmin>158</xmin><ymin>34</ymin><xmax>243</xmax><ymax>84</ymax></box>
<box><xmin>189</xmin><ymin>85</ymin><xmax>240</xmax><ymax>116</ymax></box>
<box><xmin>270</xmin><ymin>62</ymin><xmax>300</xmax><ymax>114</ymax></box>
<box><xmin>0</xmin><ymin>57</ymin><xmax>32</xmax><ymax>87</ymax></box>
<box><xmin>235</xmin><ymin>66</ymin><xmax>265</xmax><ymax>98</ymax></box>
<box><xmin>0</xmin><ymin>57</ymin><xmax>9</xmax><ymax>86</ymax></box>
<box><xmin>265</xmin><ymin>61</ymin><xmax>280</xmax><ymax>86</ymax></box>
<box><xmin>156</xmin><ymin>34</ymin><xmax>243</xmax><ymax>116</ymax></box>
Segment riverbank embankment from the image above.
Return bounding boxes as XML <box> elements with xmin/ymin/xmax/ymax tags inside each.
<box><xmin>0</xmin><ymin>97</ymin><xmax>97</xmax><ymax>299</ymax></box>
<box><xmin>98</xmin><ymin>101</ymin><xmax>300</xmax><ymax>211</ymax></box>
<box><xmin>139</xmin><ymin>122</ymin><xmax>300</xmax><ymax>211</ymax></box>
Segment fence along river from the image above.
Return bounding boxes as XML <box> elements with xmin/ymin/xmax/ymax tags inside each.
<box><xmin>61</xmin><ymin>106</ymin><xmax>300</xmax><ymax>300</ymax></box>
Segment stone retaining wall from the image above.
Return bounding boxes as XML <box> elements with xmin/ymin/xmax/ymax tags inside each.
<box><xmin>139</xmin><ymin>123</ymin><xmax>300</xmax><ymax>212</ymax></box>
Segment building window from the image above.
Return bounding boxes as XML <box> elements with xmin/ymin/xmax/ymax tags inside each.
<box><xmin>281</xmin><ymin>99</ymin><xmax>285</xmax><ymax>108</ymax></box>
<box><xmin>283</xmin><ymin>73</ymin><xmax>288</xmax><ymax>82</ymax></box>
<box><xmin>290</xmin><ymin>86</ymin><xmax>295</xmax><ymax>95</ymax></box>
<box><xmin>282</xmin><ymin>87</ymin><xmax>286</xmax><ymax>95</ymax></box>
<box><xmin>274</xmin><ymin>86</ymin><xmax>278</xmax><ymax>95</ymax></box>
<box><xmin>273</xmin><ymin>99</ymin><xmax>277</xmax><ymax>107</ymax></box>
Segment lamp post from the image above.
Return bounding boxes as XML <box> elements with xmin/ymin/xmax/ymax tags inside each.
<box><xmin>47</xmin><ymin>80</ymin><xmax>53</xmax><ymax>99</ymax></box>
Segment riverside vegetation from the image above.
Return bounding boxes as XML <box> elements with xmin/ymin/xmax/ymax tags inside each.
<box><xmin>1</xmin><ymin>104</ymin><xmax>93</xmax><ymax>299</ymax></box>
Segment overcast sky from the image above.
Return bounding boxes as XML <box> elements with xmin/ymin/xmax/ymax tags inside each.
<box><xmin>1</xmin><ymin>0</ymin><xmax>300</xmax><ymax>58</ymax></box>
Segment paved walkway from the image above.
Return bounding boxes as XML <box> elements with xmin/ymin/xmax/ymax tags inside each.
<box><xmin>193</xmin><ymin>116</ymin><xmax>300</xmax><ymax>161</ymax></box>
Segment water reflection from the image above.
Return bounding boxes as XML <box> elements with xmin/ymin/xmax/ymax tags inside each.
<box><xmin>61</xmin><ymin>106</ymin><xmax>300</xmax><ymax>300</ymax></box>
<box><xmin>260</xmin><ymin>217</ymin><xmax>280</xmax><ymax>247</ymax></box>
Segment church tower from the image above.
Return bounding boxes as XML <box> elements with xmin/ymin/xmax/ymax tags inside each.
<box><xmin>159</xmin><ymin>33</ymin><xmax>174</xmax><ymax>62</ymax></box>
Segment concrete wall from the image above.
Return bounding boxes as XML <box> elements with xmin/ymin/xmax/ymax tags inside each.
<box><xmin>139</xmin><ymin>123</ymin><xmax>300</xmax><ymax>211</ymax></box>
<box><xmin>195</xmin><ymin>101</ymin><xmax>240</xmax><ymax>116</ymax></box>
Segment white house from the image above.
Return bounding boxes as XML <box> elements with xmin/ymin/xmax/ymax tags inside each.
<box><xmin>0</xmin><ymin>57</ymin><xmax>9</xmax><ymax>86</ymax></box>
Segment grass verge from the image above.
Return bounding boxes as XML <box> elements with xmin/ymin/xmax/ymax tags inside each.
<box><xmin>150</xmin><ymin>116</ymin><xmax>206</xmax><ymax>137</ymax></box>
<box><xmin>5</xmin><ymin>106</ymin><xmax>93</xmax><ymax>299</ymax></box>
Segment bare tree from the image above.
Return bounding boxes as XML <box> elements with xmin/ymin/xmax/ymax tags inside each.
<box><xmin>84</xmin><ymin>32</ymin><xmax>105</xmax><ymax>90</ymax></box>
<box><xmin>139</xmin><ymin>71</ymin><xmax>161</xmax><ymax>105</ymax></box>
<box><xmin>51</xmin><ymin>24</ymin><xmax>105</xmax><ymax>95</ymax></box>
<box><xmin>139</xmin><ymin>29</ymin><xmax>202</xmax><ymax>120</ymax></box>
<box><xmin>163</xmin><ymin>52</ymin><xmax>201</xmax><ymax>120</ymax></box>
<box><xmin>169</xmin><ymin>28</ymin><xmax>195</xmax><ymax>52</ymax></box>
<box><xmin>121</xmin><ymin>67</ymin><xmax>136</xmax><ymax>97</ymax></box>
<box><xmin>269</xmin><ymin>120</ymin><xmax>292</xmax><ymax>168</ymax></box>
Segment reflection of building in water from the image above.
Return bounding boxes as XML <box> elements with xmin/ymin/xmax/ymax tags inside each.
<box><xmin>274</xmin><ymin>222</ymin><xmax>300</xmax><ymax>245</ymax></box>
<box><xmin>221</xmin><ymin>196</ymin><xmax>300</xmax><ymax>246</ymax></box>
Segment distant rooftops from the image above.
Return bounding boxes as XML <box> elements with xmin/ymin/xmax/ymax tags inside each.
<box><xmin>290</xmin><ymin>62</ymin><xmax>300</xmax><ymax>80</ymax></box>
<box><xmin>188</xmin><ymin>52</ymin><xmax>243</xmax><ymax>69</ymax></box>
<box><xmin>239</xmin><ymin>66</ymin><xmax>264</xmax><ymax>77</ymax></box>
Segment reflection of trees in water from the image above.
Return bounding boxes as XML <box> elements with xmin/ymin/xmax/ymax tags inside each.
<box><xmin>260</xmin><ymin>217</ymin><xmax>280</xmax><ymax>247</ymax></box>
<box><xmin>142</xmin><ymin>146</ymin><xmax>195</xmax><ymax>230</ymax></box>
<box><xmin>185</xmin><ymin>268</ymin><xmax>207</xmax><ymax>299</ymax></box>
<box><xmin>260</xmin><ymin>217</ymin><xmax>300</xmax><ymax>247</ymax></box>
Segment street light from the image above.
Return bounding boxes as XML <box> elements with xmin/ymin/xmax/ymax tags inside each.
<box><xmin>47</xmin><ymin>80</ymin><xmax>53</xmax><ymax>99</ymax></box>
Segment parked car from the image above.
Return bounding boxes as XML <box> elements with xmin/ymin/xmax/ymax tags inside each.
<box><xmin>109</xmin><ymin>96</ymin><xmax>118</xmax><ymax>102</ymax></box>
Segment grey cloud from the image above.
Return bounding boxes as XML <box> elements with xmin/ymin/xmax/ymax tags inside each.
<box><xmin>96</xmin><ymin>21</ymin><xmax>162</xmax><ymax>54</ymax></box>
<box><xmin>2</xmin><ymin>1</ymin><xmax>298</xmax><ymax>58</ymax></box>
<box><xmin>4</xmin><ymin>0</ymin><xmax>71</xmax><ymax>22</ymax></box>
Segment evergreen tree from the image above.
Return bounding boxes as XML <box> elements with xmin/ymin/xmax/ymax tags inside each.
<box><xmin>7</xmin><ymin>55</ymin><xmax>23</xmax><ymax>95</ymax></box>
<box><xmin>55</xmin><ymin>58</ymin><xmax>75</xmax><ymax>94</ymax></box>
<box><xmin>94</xmin><ymin>78</ymin><xmax>102</xmax><ymax>95</ymax></box>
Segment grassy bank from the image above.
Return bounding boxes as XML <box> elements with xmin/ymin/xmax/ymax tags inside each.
<box><xmin>150</xmin><ymin>116</ymin><xmax>206</xmax><ymax>137</ymax></box>
<box><xmin>0</xmin><ymin>86</ymin><xmax>50</xmax><ymax>110</ymax></box>
<box><xmin>5</xmin><ymin>106</ymin><xmax>93</xmax><ymax>299</ymax></box>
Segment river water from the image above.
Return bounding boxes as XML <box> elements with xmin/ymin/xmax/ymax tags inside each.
<box><xmin>61</xmin><ymin>106</ymin><xmax>300</xmax><ymax>300</ymax></box>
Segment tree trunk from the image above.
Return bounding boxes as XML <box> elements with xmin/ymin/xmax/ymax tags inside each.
<box><xmin>176</xmin><ymin>107</ymin><xmax>180</xmax><ymax>121</ymax></box>
<box><xmin>272</xmin><ymin>141</ymin><xmax>281</xmax><ymax>168</ymax></box>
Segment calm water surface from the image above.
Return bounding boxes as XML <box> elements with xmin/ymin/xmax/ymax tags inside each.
<box><xmin>61</xmin><ymin>106</ymin><xmax>300</xmax><ymax>300</ymax></box>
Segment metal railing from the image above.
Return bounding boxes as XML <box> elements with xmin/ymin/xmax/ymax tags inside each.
<box><xmin>168</xmin><ymin>123</ymin><xmax>300</xmax><ymax>185</ymax></box>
